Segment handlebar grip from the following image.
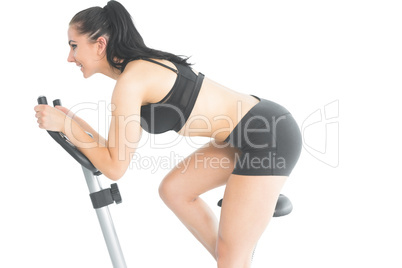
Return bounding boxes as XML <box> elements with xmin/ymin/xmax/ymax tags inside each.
<box><xmin>53</xmin><ymin>99</ymin><xmax>62</xmax><ymax>107</ymax></box>
<box><xmin>37</xmin><ymin>96</ymin><xmax>101</xmax><ymax>176</ymax></box>
<box><xmin>37</xmin><ymin>96</ymin><xmax>48</xmax><ymax>105</ymax></box>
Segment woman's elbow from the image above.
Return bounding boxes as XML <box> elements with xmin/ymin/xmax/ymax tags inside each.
<box><xmin>103</xmin><ymin>165</ymin><xmax>126</xmax><ymax>181</ymax></box>
<box><xmin>107</xmin><ymin>173</ymin><xmax>123</xmax><ymax>181</ymax></box>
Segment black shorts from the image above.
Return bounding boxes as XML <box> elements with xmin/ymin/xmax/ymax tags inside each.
<box><xmin>223</xmin><ymin>95</ymin><xmax>302</xmax><ymax>176</ymax></box>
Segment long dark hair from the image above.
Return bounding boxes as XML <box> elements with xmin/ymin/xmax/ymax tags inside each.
<box><xmin>70</xmin><ymin>0</ymin><xmax>191</xmax><ymax>72</ymax></box>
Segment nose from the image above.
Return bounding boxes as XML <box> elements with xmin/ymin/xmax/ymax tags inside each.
<box><xmin>67</xmin><ymin>49</ymin><xmax>75</xmax><ymax>63</ymax></box>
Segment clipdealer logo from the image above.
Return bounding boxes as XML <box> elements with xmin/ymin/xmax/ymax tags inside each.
<box><xmin>301</xmin><ymin>100</ymin><xmax>339</xmax><ymax>168</ymax></box>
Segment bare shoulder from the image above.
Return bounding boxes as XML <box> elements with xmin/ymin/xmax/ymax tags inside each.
<box><xmin>119</xmin><ymin>59</ymin><xmax>178</xmax><ymax>105</ymax></box>
<box><xmin>112</xmin><ymin>61</ymin><xmax>152</xmax><ymax>106</ymax></box>
<box><xmin>118</xmin><ymin>60</ymin><xmax>152</xmax><ymax>87</ymax></box>
<box><xmin>122</xmin><ymin>59</ymin><xmax>173</xmax><ymax>79</ymax></box>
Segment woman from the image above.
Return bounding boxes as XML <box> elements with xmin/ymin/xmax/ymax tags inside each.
<box><xmin>34</xmin><ymin>1</ymin><xmax>302</xmax><ymax>267</ymax></box>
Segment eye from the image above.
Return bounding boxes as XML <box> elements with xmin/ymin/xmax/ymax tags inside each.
<box><xmin>71</xmin><ymin>44</ymin><xmax>77</xmax><ymax>50</ymax></box>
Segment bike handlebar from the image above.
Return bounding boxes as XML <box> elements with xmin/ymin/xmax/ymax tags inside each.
<box><xmin>37</xmin><ymin>96</ymin><xmax>101</xmax><ymax>175</ymax></box>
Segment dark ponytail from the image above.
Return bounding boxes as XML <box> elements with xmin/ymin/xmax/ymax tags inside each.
<box><xmin>70</xmin><ymin>0</ymin><xmax>191</xmax><ymax>72</ymax></box>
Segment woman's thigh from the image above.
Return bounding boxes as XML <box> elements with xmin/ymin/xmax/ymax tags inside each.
<box><xmin>159</xmin><ymin>140</ymin><xmax>241</xmax><ymax>201</ymax></box>
<box><xmin>217</xmin><ymin>174</ymin><xmax>287</xmax><ymax>260</ymax></box>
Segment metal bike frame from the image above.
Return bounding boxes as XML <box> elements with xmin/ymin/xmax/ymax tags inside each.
<box><xmin>82</xmin><ymin>167</ymin><xmax>127</xmax><ymax>268</ymax></box>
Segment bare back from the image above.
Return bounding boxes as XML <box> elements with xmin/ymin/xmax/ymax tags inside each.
<box><xmin>126</xmin><ymin>59</ymin><xmax>260</xmax><ymax>141</ymax></box>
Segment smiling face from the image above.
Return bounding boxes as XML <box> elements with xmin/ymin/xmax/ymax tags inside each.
<box><xmin>67</xmin><ymin>26</ymin><xmax>108</xmax><ymax>78</ymax></box>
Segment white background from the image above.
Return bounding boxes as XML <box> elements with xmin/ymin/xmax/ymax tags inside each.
<box><xmin>1</xmin><ymin>0</ymin><xmax>401</xmax><ymax>267</ymax></box>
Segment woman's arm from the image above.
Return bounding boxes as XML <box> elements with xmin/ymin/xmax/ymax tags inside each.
<box><xmin>65</xmin><ymin>75</ymin><xmax>145</xmax><ymax>180</ymax></box>
<box><xmin>35</xmin><ymin>72</ymin><xmax>146</xmax><ymax>181</ymax></box>
<box><xmin>56</xmin><ymin>105</ymin><xmax>107</xmax><ymax>147</ymax></box>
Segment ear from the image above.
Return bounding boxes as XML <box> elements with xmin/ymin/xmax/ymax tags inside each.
<box><xmin>96</xmin><ymin>36</ymin><xmax>108</xmax><ymax>55</ymax></box>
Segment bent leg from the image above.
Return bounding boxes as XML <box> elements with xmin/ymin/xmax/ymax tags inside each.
<box><xmin>159</xmin><ymin>140</ymin><xmax>241</xmax><ymax>259</ymax></box>
<box><xmin>217</xmin><ymin>174</ymin><xmax>287</xmax><ymax>268</ymax></box>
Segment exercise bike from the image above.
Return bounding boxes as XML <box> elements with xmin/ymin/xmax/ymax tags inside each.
<box><xmin>37</xmin><ymin>96</ymin><xmax>293</xmax><ymax>268</ymax></box>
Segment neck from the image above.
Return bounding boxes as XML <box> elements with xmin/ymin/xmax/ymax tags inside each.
<box><xmin>100</xmin><ymin>64</ymin><xmax>122</xmax><ymax>80</ymax></box>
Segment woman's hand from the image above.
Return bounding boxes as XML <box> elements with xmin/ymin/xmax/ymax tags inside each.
<box><xmin>54</xmin><ymin>105</ymin><xmax>75</xmax><ymax>118</ymax></box>
<box><xmin>34</xmin><ymin>105</ymin><xmax>67</xmax><ymax>132</ymax></box>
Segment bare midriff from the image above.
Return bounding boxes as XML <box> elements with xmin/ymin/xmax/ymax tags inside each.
<box><xmin>176</xmin><ymin>76</ymin><xmax>260</xmax><ymax>142</ymax></box>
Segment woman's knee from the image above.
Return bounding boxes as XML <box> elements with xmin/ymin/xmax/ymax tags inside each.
<box><xmin>158</xmin><ymin>175</ymin><xmax>177</xmax><ymax>204</ymax></box>
<box><xmin>158</xmin><ymin>174</ymin><xmax>194</xmax><ymax>206</ymax></box>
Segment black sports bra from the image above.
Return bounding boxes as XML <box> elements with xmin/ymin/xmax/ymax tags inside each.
<box><xmin>140</xmin><ymin>58</ymin><xmax>205</xmax><ymax>134</ymax></box>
